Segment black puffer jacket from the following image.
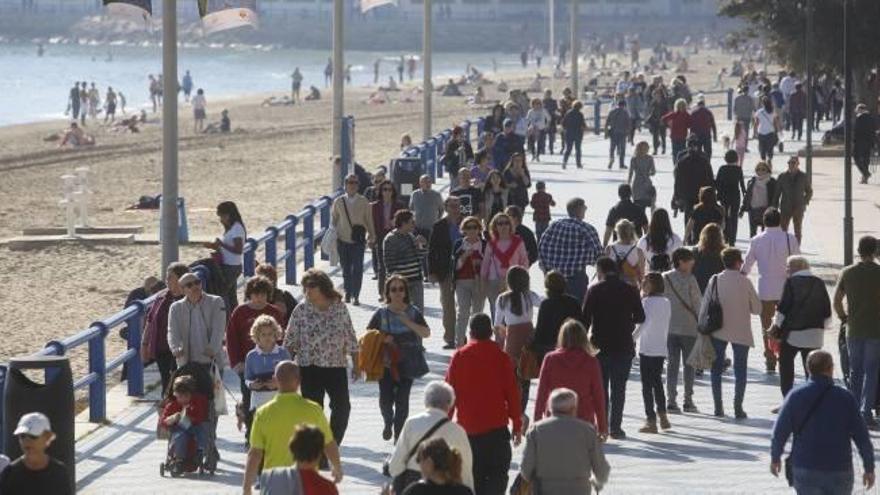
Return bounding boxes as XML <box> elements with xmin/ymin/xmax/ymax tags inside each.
<box><xmin>777</xmin><ymin>273</ymin><xmax>832</xmax><ymax>333</ymax></box>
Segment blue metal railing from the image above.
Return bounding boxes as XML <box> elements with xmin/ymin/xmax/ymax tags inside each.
<box><xmin>34</xmin><ymin>116</ymin><xmax>477</xmax><ymax>424</ymax></box>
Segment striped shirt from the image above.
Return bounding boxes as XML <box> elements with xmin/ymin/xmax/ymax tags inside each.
<box><xmin>383</xmin><ymin>230</ymin><xmax>425</xmax><ymax>281</ymax></box>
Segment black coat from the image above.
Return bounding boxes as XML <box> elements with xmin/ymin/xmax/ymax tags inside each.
<box><xmin>741</xmin><ymin>177</ymin><xmax>778</xmax><ymax>214</ymax></box>
<box><xmin>515</xmin><ymin>224</ymin><xmax>538</xmax><ymax>266</ymax></box>
<box><xmin>778</xmin><ymin>274</ymin><xmax>831</xmax><ymax>333</ymax></box>
<box><xmin>427</xmin><ymin>216</ymin><xmax>459</xmax><ymax>280</ymax></box>
<box><xmin>673</xmin><ymin>150</ymin><xmax>714</xmax><ymax>207</ymax></box>
<box><xmin>443</xmin><ymin>139</ymin><xmax>475</xmax><ymax>176</ymax></box>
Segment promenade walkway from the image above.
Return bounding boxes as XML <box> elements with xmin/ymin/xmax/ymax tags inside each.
<box><xmin>74</xmin><ymin>120</ymin><xmax>880</xmax><ymax>494</ymax></box>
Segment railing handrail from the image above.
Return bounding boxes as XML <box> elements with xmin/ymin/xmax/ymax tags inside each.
<box><xmin>34</xmin><ymin>116</ymin><xmax>479</xmax><ymax>425</ymax></box>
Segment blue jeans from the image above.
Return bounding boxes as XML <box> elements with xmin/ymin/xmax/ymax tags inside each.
<box><xmin>562</xmin><ymin>136</ymin><xmax>582</xmax><ymax>167</ymax></box>
<box><xmin>609</xmin><ymin>134</ymin><xmax>627</xmax><ymax>168</ymax></box>
<box><xmin>337</xmin><ymin>240</ymin><xmax>365</xmax><ymax>299</ymax></box>
<box><xmin>171</xmin><ymin>423</ymin><xmax>207</xmax><ymax>460</ymax></box>
<box><xmin>711</xmin><ymin>338</ymin><xmax>749</xmax><ymax>412</ymax></box>
<box><xmin>671</xmin><ymin>139</ymin><xmax>686</xmax><ymax>165</ymax></box>
<box><xmin>598</xmin><ymin>352</ymin><xmax>633</xmax><ymax>434</ymax></box>
<box><xmin>535</xmin><ymin>220</ymin><xmax>549</xmax><ymax>243</ymax></box>
<box><xmin>792</xmin><ymin>467</ymin><xmax>853</xmax><ymax>495</ymax></box>
<box><xmin>846</xmin><ymin>336</ymin><xmax>880</xmax><ymax>417</ymax></box>
<box><xmin>564</xmin><ymin>271</ymin><xmax>588</xmax><ymax>305</ymax></box>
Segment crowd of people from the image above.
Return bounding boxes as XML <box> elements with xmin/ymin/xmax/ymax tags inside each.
<box><xmin>17</xmin><ymin>39</ymin><xmax>879</xmax><ymax>495</ymax></box>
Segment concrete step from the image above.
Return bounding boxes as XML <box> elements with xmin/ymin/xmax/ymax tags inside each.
<box><xmin>22</xmin><ymin>225</ymin><xmax>144</xmax><ymax>236</ymax></box>
<box><xmin>6</xmin><ymin>233</ymin><xmax>135</xmax><ymax>250</ymax></box>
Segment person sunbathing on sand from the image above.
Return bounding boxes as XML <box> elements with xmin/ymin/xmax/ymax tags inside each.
<box><xmin>380</xmin><ymin>76</ymin><xmax>400</xmax><ymax>92</ymax></box>
<box><xmin>59</xmin><ymin>122</ymin><xmax>95</xmax><ymax>148</ymax></box>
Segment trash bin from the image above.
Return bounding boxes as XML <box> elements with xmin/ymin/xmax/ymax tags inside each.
<box><xmin>389</xmin><ymin>157</ymin><xmax>425</xmax><ymax>204</ymax></box>
<box><xmin>4</xmin><ymin>355</ymin><xmax>75</xmax><ymax>493</ymax></box>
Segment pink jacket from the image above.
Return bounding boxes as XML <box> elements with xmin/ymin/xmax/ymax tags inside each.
<box><xmin>479</xmin><ymin>236</ymin><xmax>529</xmax><ymax>281</ymax></box>
<box><xmin>534</xmin><ymin>348</ymin><xmax>607</xmax><ymax>435</ymax></box>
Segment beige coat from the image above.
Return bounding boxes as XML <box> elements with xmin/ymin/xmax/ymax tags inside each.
<box><xmin>331</xmin><ymin>194</ymin><xmax>375</xmax><ymax>244</ymax></box>
<box><xmin>701</xmin><ymin>269</ymin><xmax>761</xmax><ymax>347</ymax></box>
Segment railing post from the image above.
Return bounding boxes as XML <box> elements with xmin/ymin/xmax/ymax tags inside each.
<box><xmin>265</xmin><ymin>226</ymin><xmax>279</xmax><ymax>267</ymax></box>
<box><xmin>126</xmin><ymin>301</ymin><xmax>145</xmax><ymax>397</ymax></box>
<box><xmin>303</xmin><ymin>205</ymin><xmax>317</xmax><ymax>270</ymax></box>
<box><xmin>593</xmin><ymin>100</ymin><xmax>602</xmax><ymax>135</ymax></box>
<box><xmin>243</xmin><ymin>238</ymin><xmax>258</xmax><ymax>277</ymax></box>
<box><xmin>89</xmin><ymin>322</ymin><xmax>108</xmax><ymax>423</ymax></box>
<box><xmin>285</xmin><ymin>215</ymin><xmax>299</xmax><ymax>285</ymax></box>
<box><xmin>727</xmin><ymin>88</ymin><xmax>734</xmax><ymax>121</ymax></box>
<box><xmin>435</xmin><ymin>134</ymin><xmax>444</xmax><ymax>178</ymax></box>
<box><xmin>177</xmin><ymin>197</ymin><xmax>189</xmax><ymax>244</ymax></box>
<box><xmin>319</xmin><ymin>195</ymin><xmax>332</xmax><ymax>261</ymax></box>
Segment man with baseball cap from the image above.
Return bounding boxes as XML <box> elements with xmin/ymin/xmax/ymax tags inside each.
<box><xmin>0</xmin><ymin>412</ymin><xmax>71</xmax><ymax>494</ymax></box>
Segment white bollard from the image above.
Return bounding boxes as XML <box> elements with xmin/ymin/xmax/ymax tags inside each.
<box><xmin>60</xmin><ymin>174</ymin><xmax>78</xmax><ymax>236</ymax></box>
<box><xmin>73</xmin><ymin>167</ymin><xmax>91</xmax><ymax>228</ymax></box>
<box><xmin>59</xmin><ymin>199</ymin><xmax>77</xmax><ymax>237</ymax></box>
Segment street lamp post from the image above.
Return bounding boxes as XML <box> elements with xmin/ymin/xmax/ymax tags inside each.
<box><xmin>331</xmin><ymin>0</ymin><xmax>344</xmax><ymax>190</ymax></box>
<box><xmin>569</xmin><ymin>0</ymin><xmax>578</xmax><ymax>96</ymax></box>
<box><xmin>804</xmin><ymin>0</ymin><xmax>813</xmax><ymax>183</ymax></box>
<box><xmin>843</xmin><ymin>0</ymin><xmax>853</xmax><ymax>265</ymax></box>
<box><xmin>549</xmin><ymin>0</ymin><xmax>554</xmax><ymax>62</ymax></box>
<box><xmin>423</xmin><ymin>0</ymin><xmax>432</xmax><ymax>141</ymax></box>
<box><xmin>160</xmin><ymin>0</ymin><xmax>179</xmax><ymax>273</ymax></box>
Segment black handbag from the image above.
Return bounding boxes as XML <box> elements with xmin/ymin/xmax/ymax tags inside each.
<box><xmin>697</xmin><ymin>275</ymin><xmax>723</xmax><ymax>335</ymax></box>
<box><xmin>341</xmin><ymin>197</ymin><xmax>367</xmax><ymax>245</ymax></box>
<box><xmin>785</xmin><ymin>384</ymin><xmax>832</xmax><ymax>486</ymax></box>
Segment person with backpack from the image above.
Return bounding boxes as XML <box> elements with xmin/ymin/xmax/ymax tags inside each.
<box><xmin>637</xmin><ymin>209</ymin><xmax>682</xmax><ymax>273</ymax></box>
<box><xmin>663</xmin><ymin>248</ymin><xmax>703</xmax><ymax>414</ymax></box>
<box><xmin>605</xmin><ymin>219</ymin><xmax>645</xmax><ymax>287</ymax></box>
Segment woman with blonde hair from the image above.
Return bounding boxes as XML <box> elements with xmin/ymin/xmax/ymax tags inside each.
<box><xmin>605</xmin><ymin>219</ymin><xmax>645</xmax><ymax>286</ymax></box>
<box><xmin>532</xmin><ymin>319</ymin><xmax>607</xmax><ymax>439</ymax></box>
<box><xmin>661</xmin><ymin>98</ymin><xmax>692</xmax><ymax>164</ymax></box>
<box><xmin>692</xmin><ymin>222</ymin><xmax>726</xmax><ymax>293</ymax></box>
<box><xmin>480</xmin><ymin>212</ymin><xmax>528</xmax><ymax>319</ymax></box>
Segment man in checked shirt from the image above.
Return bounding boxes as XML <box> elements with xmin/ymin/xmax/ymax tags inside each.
<box><xmin>537</xmin><ymin>197</ymin><xmax>603</xmax><ymax>303</ymax></box>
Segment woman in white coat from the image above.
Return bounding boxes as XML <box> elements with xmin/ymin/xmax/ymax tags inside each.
<box><xmin>701</xmin><ymin>247</ymin><xmax>760</xmax><ymax>419</ymax></box>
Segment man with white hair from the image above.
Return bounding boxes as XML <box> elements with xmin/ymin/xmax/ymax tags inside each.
<box><xmin>520</xmin><ymin>388</ymin><xmax>610</xmax><ymax>494</ymax></box>
<box><xmin>772</xmin><ymin>256</ymin><xmax>831</xmax><ymax>401</ymax></box>
<box><xmin>387</xmin><ymin>381</ymin><xmax>474</xmax><ymax>492</ymax></box>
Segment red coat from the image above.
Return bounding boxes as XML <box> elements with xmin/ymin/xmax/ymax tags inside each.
<box><xmin>225</xmin><ymin>304</ymin><xmax>283</xmax><ymax>369</ymax></box>
<box><xmin>161</xmin><ymin>393</ymin><xmax>209</xmax><ymax>426</ymax></box>
<box><xmin>661</xmin><ymin>110</ymin><xmax>692</xmax><ymax>141</ymax></box>
<box><xmin>446</xmin><ymin>340</ymin><xmax>522</xmax><ymax>436</ymax></box>
<box><xmin>533</xmin><ymin>348</ymin><xmax>607</xmax><ymax>435</ymax></box>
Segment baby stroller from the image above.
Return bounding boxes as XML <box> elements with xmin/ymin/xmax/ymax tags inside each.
<box><xmin>158</xmin><ymin>362</ymin><xmax>220</xmax><ymax>477</ymax></box>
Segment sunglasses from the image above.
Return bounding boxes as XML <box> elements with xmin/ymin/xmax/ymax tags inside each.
<box><xmin>463</xmin><ymin>225</ymin><xmax>480</xmax><ymax>231</ymax></box>
<box><xmin>389</xmin><ymin>286</ymin><xmax>407</xmax><ymax>293</ymax></box>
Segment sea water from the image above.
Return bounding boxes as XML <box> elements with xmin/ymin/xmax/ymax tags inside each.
<box><xmin>0</xmin><ymin>42</ymin><xmax>514</xmax><ymax>127</ymax></box>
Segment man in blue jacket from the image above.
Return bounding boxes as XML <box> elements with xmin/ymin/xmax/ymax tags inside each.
<box><xmin>771</xmin><ymin>350</ymin><xmax>875</xmax><ymax>493</ymax></box>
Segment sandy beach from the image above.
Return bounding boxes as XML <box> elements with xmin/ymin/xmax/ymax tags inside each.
<box><xmin>0</xmin><ymin>46</ymin><xmax>741</xmax><ymax>385</ymax></box>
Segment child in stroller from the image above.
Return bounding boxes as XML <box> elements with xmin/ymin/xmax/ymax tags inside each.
<box><xmin>159</xmin><ymin>364</ymin><xmax>217</xmax><ymax>477</ymax></box>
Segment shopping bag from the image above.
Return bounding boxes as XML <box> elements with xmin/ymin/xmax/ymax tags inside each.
<box><xmin>687</xmin><ymin>334</ymin><xmax>715</xmax><ymax>371</ymax></box>
<box><xmin>212</xmin><ymin>362</ymin><xmax>228</xmax><ymax>416</ymax></box>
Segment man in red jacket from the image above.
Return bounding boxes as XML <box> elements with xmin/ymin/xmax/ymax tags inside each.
<box><xmin>446</xmin><ymin>313</ymin><xmax>522</xmax><ymax>495</ymax></box>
